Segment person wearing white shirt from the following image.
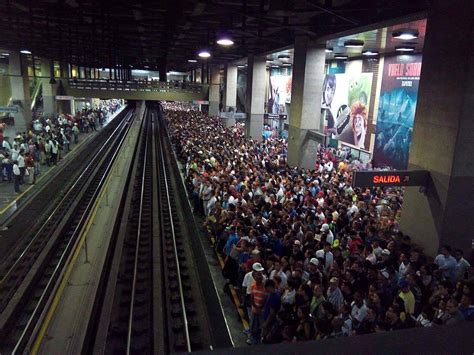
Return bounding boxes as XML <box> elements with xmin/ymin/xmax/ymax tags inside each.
<box><xmin>17</xmin><ymin>153</ymin><xmax>25</xmax><ymax>184</ymax></box>
<box><xmin>13</xmin><ymin>161</ymin><xmax>21</xmax><ymax>193</ymax></box>
<box><xmin>315</xmin><ymin>243</ymin><xmax>334</xmax><ymax>272</ymax></box>
<box><xmin>2</xmin><ymin>139</ymin><xmax>11</xmax><ymax>153</ymax></box>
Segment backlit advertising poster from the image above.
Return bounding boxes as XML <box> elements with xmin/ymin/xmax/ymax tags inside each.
<box><xmin>268</xmin><ymin>75</ymin><xmax>292</xmax><ymax>114</ymax></box>
<box><xmin>321</xmin><ymin>73</ymin><xmax>373</xmax><ymax>150</ymax></box>
<box><xmin>373</xmin><ymin>55</ymin><xmax>422</xmax><ymax>169</ymax></box>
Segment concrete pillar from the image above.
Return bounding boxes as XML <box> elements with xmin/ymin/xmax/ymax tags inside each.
<box><xmin>400</xmin><ymin>0</ymin><xmax>474</xmax><ymax>257</ymax></box>
<box><xmin>9</xmin><ymin>52</ymin><xmax>32</xmax><ymax>133</ymax></box>
<box><xmin>223</xmin><ymin>64</ymin><xmax>237</xmax><ymax>112</ymax></box>
<box><xmin>287</xmin><ymin>37</ymin><xmax>326</xmax><ymax>168</ymax></box>
<box><xmin>209</xmin><ymin>66</ymin><xmax>220</xmax><ymax>116</ymax></box>
<box><xmin>41</xmin><ymin>58</ymin><xmax>57</xmax><ymax>115</ymax></box>
<box><xmin>245</xmin><ymin>55</ymin><xmax>266</xmax><ymax>140</ymax></box>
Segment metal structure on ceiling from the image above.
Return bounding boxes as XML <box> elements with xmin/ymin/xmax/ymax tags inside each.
<box><xmin>0</xmin><ymin>0</ymin><xmax>430</xmax><ymax>71</ymax></box>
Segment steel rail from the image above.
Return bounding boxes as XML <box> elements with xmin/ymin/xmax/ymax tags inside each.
<box><xmin>157</xmin><ymin>115</ymin><xmax>192</xmax><ymax>353</ymax></box>
<box><xmin>126</xmin><ymin>110</ymin><xmax>150</xmax><ymax>354</ymax></box>
<box><xmin>11</xmin><ymin>110</ymin><xmax>135</xmax><ymax>354</ymax></box>
<box><xmin>0</xmin><ymin>109</ymin><xmax>134</xmax><ymax>287</ymax></box>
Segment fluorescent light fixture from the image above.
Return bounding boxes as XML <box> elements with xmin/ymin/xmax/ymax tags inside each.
<box><xmin>198</xmin><ymin>50</ymin><xmax>211</xmax><ymax>58</ymax></box>
<box><xmin>344</xmin><ymin>40</ymin><xmax>364</xmax><ymax>48</ymax></box>
<box><xmin>282</xmin><ymin>63</ymin><xmax>292</xmax><ymax>66</ymax></box>
<box><xmin>362</xmin><ymin>50</ymin><xmax>379</xmax><ymax>56</ymax></box>
<box><xmin>266</xmin><ymin>59</ymin><xmax>273</xmax><ymax>63</ymax></box>
<box><xmin>395</xmin><ymin>46</ymin><xmax>415</xmax><ymax>52</ymax></box>
<box><xmin>392</xmin><ymin>29</ymin><xmax>419</xmax><ymax>40</ymax></box>
<box><xmin>334</xmin><ymin>54</ymin><xmax>348</xmax><ymax>60</ymax></box>
<box><xmin>188</xmin><ymin>59</ymin><xmax>198</xmax><ymax>63</ymax></box>
<box><xmin>325</xmin><ymin>48</ymin><xmax>333</xmax><ymax>53</ymax></box>
<box><xmin>237</xmin><ymin>65</ymin><xmax>245</xmax><ymax>68</ymax></box>
<box><xmin>216</xmin><ymin>38</ymin><xmax>234</xmax><ymax>46</ymax></box>
<box><xmin>271</xmin><ymin>65</ymin><xmax>279</xmax><ymax>68</ymax></box>
<box><xmin>1</xmin><ymin>53</ymin><xmax>9</xmax><ymax>56</ymax></box>
<box><xmin>278</xmin><ymin>54</ymin><xmax>290</xmax><ymax>59</ymax></box>
<box><xmin>0</xmin><ymin>56</ymin><xmax>5</xmax><ymax>59</ymax></box>
<box><xmin>20</xmin><ymin>49</ymin><xmax>31</xmax><ymax>54</ymax></box>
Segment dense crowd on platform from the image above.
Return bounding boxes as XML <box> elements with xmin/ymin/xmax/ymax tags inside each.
<box><xmin>0</xmin><ymin>99</ymin><xmax>121</xmax><ymax>193</ymax></box>
<box><xmin>163</xmin><ymin>102</ymin><xmax>473</xmax><ymax>345</ymax></box>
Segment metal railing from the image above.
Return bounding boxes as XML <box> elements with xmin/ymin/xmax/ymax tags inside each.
<box><xmin>67</xmin><ymin>79</ymin><xmax>206</xmax><ymax>94</ymax></box>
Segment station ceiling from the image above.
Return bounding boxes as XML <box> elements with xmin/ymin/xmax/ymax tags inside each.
<box><xmin>0</xmin><ymin>0</ymin><xmax>430</xmax><ymax>71</ymax></box>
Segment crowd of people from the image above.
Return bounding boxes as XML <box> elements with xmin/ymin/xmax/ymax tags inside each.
<box><xmin>163</xmin><ymin>103</ymin><xmax>473</xmax><ymax>345</ymax></box>
<box><xmin>0</xmin><ymin>100</ymin><xmax>122</xmax><ymax>193</ymax></box>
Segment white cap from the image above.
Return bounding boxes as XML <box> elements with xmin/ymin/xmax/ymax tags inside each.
<box><xmin>382</xmin><ymin>249</ymin><xmax>391</xmax><ymax>256</ymax></box>
<box><xmin>294</xmin><ymin>240</ymin><xmax>301</xmax><ymax>245</ymax></box>
<box><xmin>310</xmin><ymin>258</ymin><xmax>319</xmax><ymax>266</ymax></box>
<box><xmin>321</xmin><ymin>223</ymin><xmax>330</xmax><ymax>232</ymax></box>
<box><xmin>252</xmin><ymin>262</ymin><xmax>264</xmax><ymax>272</ymax></box>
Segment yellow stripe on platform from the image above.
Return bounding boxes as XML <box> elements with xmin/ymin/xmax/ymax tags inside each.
<box><xmin>30</xmin><ymin>157</ymin><xmax>115</xmax><ymax>354</ymax></box>
<box><xmin>215</xmin><ymin>248</ymin><xmax>249</xmax><ymax>330</ymax></box>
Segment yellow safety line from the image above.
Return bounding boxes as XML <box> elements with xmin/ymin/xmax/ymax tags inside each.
<box><xmin>213</xmin><ymin>238</ymin><xmax>249</xmax><ymax>330</ymax></box>
<box><xmin>30</xmin><ymin>156</ymin><xmax>115</xmax><ymax>354</ymax></box>
<box><xmin>0</xmin><ymin>135</ymin><xmax>91</xmax><ymax>216</ymax></box>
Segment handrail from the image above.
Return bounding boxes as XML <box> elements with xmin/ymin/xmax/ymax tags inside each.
<box><xmin>30</xmin><ymin>79</ymin><xmax>42</xmax><ymax>110</ymax></box>
<box><xmin>66</xmin><ymin>79</ymin><xmax>207</xmax><ymax>94</ymax></box>
<box><xmin>157</xmin><ymin>112</ymin><xmax>192</xmax><ymax>353</ymax></box>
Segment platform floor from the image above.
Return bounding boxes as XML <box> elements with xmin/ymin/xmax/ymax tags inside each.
<box><xmin>0</xmin><ymin>107</ymin><xmax>125</xmax><ymax>224</ymax></box>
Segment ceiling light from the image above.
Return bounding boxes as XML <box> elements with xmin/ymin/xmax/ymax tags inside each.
<box><xmin>0</xmin><ymin>56</ymin><xmax>5</xmax><ymax>59</ymax></box>
<box><xmin>392</xmin><ymin>29</ymin><xmax>419</xmax><ymax>40</ymax></box>
<box><xmin>188</xmin><ymin>59</ymin><xmax>198</xmax><ymax>63</ymax></box>
<box><xmin>395</xmin><ymin>46</ymin><xmax>415</xmax><ymax>52</ymax></box>
<box><xmin>1</xmin><ymin>53</ymin><xmax>9</xmax><ymax>56</ymax></box>
<box><xmin>216</xmin><ymin>38</ymin><xmax>234</xmax><ymax>46</ymax></box>
<box><xmin>334</xmin><ymin>54</ymin><xmax>348</xmax><ymax>60</ymax></box>
<box><xmin>271</xmin><ymin>65</ymin><xmax>279</xmax><ymax>68</ymax></box>
<box><xmin>362</xmin><ymin>50</ymin><xmax>379</xmax><ymax>56</ymax></box>
<box><xmin>198</xmin><ymin>50</ymin><xmax>211</xmax><ymax>58</ymax></box>
<box><xmin>344</xmin><ymin>40</ymin><xmax>364</xmax><ymax>48</ymax></box>
<box><xmin>325</xmin><ymin>48</ymin><xmax>333</xmax><ymax>53</ymax></box>
<box><xmin>237</xmin><ymin>65</ymin><xmax>245</xmax><ymax>68</ymax></box>
<box><xmin>282</xmin><ymin>63</ymin><xmax>292</xmax><ymax>66</ymax></box>
<box><xmin>266</xmin><ymin>59</ymin><xmax>273</xmax><ymax>63</ymax></box>
<box><xmin>20</xmin><ymin>49</ymin><xmax>31</xmax><ymax>54</ymax></box>
<box><xmin>278</xmin><ymin>54</ymin><xmax>290</xmax><ymax>59</ymax></box>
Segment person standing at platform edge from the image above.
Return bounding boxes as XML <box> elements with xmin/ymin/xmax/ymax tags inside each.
<box><xmin>248</xmin><ymin>263</ymin><xmax>267</xmax><ymax>345</ymax></box>
<box><xmin>13</xmin><ymin>160</ymin><xmax>21</xmax><ymax>193</ymax></box>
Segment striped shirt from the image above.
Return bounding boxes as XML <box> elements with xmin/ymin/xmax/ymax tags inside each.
<box><xmin>251</xmin><ymin>282</ymin><xmax>267</xmax><ymax>312</ymax></box>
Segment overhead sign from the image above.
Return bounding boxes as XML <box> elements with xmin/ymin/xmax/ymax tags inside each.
<box><xmin>56</xmin><ymin>95</ymin><xmax>74</xmax><ymax>100</ymax></box>
<box><xmin>351</xmin><ymin>170</ymin><xmax>430</xmax><ymax>188</ymax></box>
<box><xmin>264</xmin><ymin>113</ymin><xmax>287</xmax><ymax>120</ymax></box>
<box><xmin>0</xmin><ymin>106</ymin><xmax>19</xmax><ymax>113</ymax></box>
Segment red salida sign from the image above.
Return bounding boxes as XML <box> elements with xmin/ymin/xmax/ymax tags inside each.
<box><xmin>373</xmin><ymin>175</ymin><xmax>401</xmax><ymax>184</ymax></box>
<box><xmin>352</xmin><ymin>170</ymin><xmax>429</xmax><ymax>188</ymax></box>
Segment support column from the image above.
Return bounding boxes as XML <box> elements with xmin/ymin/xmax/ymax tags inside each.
<box><xmin>223</xmin><ymin>63</ymin><xmax>237</xmax><ymax>112</ymax></box>
<box><xmin>400</xmin><ymin>0</ymin><xmax>474</xmax><ymax>257</ymax></box>
<box><xmin>245</xmin><ymin>55</ymin><xmax>266</xmax><ymax>140</ymax></box>
<box><xmin>41</xmin><ymin>58</ymin><xmax>57</xmax><ymax>115</ymax></box>
<box><xmin>287</xmin><ymin>37</ymin><xmax>326</xmax><ymax>169</ymax></box>
<box><xmin>9</xmin><ymin>52</ymin><xmax>32</xmax><ymax>133</ymax></box>
<box><xmin>208</xmin><ymin>66</ymin><xmax>220</xmax><ymax>116</ymax></box>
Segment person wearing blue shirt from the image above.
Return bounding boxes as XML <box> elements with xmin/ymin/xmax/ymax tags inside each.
<box><xmin>434</xmin><ymin>245</ymin><xmax>457</xmax><ymax>282</ymax></box>
<box><xmin>224</xmin><ymin>228</ymin><xmax>239</xmax><ymax>256</ymax></box>
<box><xmin>262</xmin><ymin>279</ymin><xmax>281</xmax><ymax>342</ymax></box>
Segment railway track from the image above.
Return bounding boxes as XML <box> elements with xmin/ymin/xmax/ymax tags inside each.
<box><xmin>89</xmin><ymin>105</ymin><xmax>211</xmax><ymax>354</ymax></box>
<box><xmin>0</xmin><ymin>108</ymin><xmax>136</xmax><ymax>353</ymax></box>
